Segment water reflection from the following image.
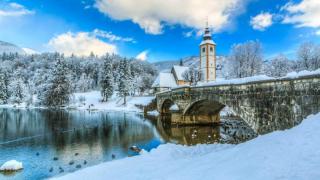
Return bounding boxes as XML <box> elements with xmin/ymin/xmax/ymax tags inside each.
<box><xmin>0</xmin><ymin>109</ymin><xmax>161</xmax><ymax>180</ymax></box>
<box><xmin>148</xmin><ymin>115</ymin><xmax>257</xmax><ymax>145</ymax></box>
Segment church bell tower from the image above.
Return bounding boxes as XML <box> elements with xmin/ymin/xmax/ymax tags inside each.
<box><xmin>199</xmin><ymin>24</ymin><xmax>216</xmax><ymax>82</ymax></box>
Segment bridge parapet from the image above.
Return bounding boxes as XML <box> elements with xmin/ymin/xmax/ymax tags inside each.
<box><xmin>156</xmin><ymin>74</ymin><xmax>320</xmax><ymax>134</ymax></box>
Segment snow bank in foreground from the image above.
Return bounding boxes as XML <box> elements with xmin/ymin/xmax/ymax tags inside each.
<box><xmin>70</xmin><ymin>91</ymin><xmax>154</xmax><ymax>112</ymax></box>
<box><xmin>52</xmin><ymin>113</ymin><xmax>320</xmax><ymax>180</ymax></box>
<box><xmin>0</xmin><ymin>160</ymin><xmax>23</xmax><ymax>171</ymax></box>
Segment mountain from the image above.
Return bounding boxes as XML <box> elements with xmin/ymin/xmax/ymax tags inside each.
<box><xmin>22</xmin><ymin>48</ymin><xmax>39</xmax><ymax>55</ymax></box>
<box><xmin>153</xmin><ymin>55</ymin><xmax>230</xmax><ymax>78</ymax></box>
<box><xmin>0</xmin><ymin>41</ymin><xmax>25</xmax><ymax>54</ymax></box>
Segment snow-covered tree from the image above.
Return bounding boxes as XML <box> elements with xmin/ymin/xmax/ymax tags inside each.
<box><xmin>0</xmin><ymin>70</ymin><xmax>9</xmax><ymax>104</ymax></box>
<box><xmin>117</xmin><ymin>58</ymin><xmax>130</xmax><ymax>105</ymax></box>
<box><xmin>77</xmin><ymin>73</ymin><xmax>93</xmax><ymax>92</ymax></box>
<box><xmin>297</xmin><ymin>42</ymin><xmax>320</xmax><ymax>71</ymax></box>
<box><xmin>229</xmin><ymin>40</ymin><xmax>263</xmax><ymax>78</ymax></box>
<box><xmin>9</xmin><ymin>78</ymin><xmax>25</xmax><ymax>104</ymax></box>
<box><xmin>0</xmin><ymin>51</ymin><xmax>156</xmax><ymax>106</ymax></box>
<box><xmin>182</xmin><ymin>67</ymin><xmax>201</xmax><ymax>86</ymax></box>
<box><xmin>269</xmin><ymin>54</ymin><xmax>293</xmax><ymax>77</ymax></box>
<box><xmin>42</xmin><ymin>56</ymin><xmax>72</xmax><ymax>106</ymax></box>
<box><xmin>100</xmin><ymin>56</ymin><xmax>114</xmax><ymax>101</ymax></box>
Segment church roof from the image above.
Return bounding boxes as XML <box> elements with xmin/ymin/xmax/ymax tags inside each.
<box><xmin>172</xmin><ymin>65</ymin><xmax>189</xmax><ymax>81</ymax></box>
<box><xmin>152</xmin><ymin>72</ymin><xmax>177</xmax><ymax>88</ymax></box>
<box><xmin>200</xmin><ymin>39</ymin><xmax>215</xmax><ymax>45</ymax></box>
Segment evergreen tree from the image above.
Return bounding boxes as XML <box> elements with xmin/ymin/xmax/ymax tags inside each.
<box><xmin>43</xmin><ymin>56</ymin><xmax>72</xmax><ymax>106</ymax></box>
<box><xmin>117</xmin><ymin>58</ymin><xmax>130</xmax><ymax>105</ymax></box>
<box><xmin>100</xmin><ymin>56</ymin><xmax>114</xmax><ymax>101</ymax></box>
<box><xmin>179</xmin><ymin>59</ymin><xmax>184</xmax><ymax>66</ymax></box>
<box><xmin>0</xmin><ymin>70</ymin><xmax>9</xmax><ymax>104</ymax></box>
<box><xmin>9</xmin><ymin>78</ymin><xmax>25</xmax><ymax>104</ymax></box>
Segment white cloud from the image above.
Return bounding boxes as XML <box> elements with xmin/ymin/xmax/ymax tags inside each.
<box><xmin>0</xmin><ymin>2</ymin><xmax>34</xmax><ymax>17</ymax></box>
<box><xmin>282</xmin><ymin>0</ymin><xmax>320</xmax><ymax>28</ymax></box>
<box><xmin>48</xmin><ymin>32</ymin><xmax>117</xmax><ymax>57</ymax></box>
<box><xmin>93</xmin><ymin>29</ymin><xmax>136</xmax><ymax>43</ymax></box>
<box><xmin>250</xmin><ymin>12</ymin><xmax>273</xmax><ymax>31</ymax></box>
<box><xmin>84</xmin><ymin>5</ymin><xmax>91</xmax><ymax>9</ymax></box>
<box><xmin>95</xmin><ymin>0</ymin><xmax>245</xmax><ymax>35</ymax></box>
<box><xmin>183</xmin><ymin>30</ymin><xmax>194</xmax><ymax>38</ymax></box>
<box><xmin>136</xmin><ymin>50</ymin><xmax>149</xmax><ymax>61</ymax></box>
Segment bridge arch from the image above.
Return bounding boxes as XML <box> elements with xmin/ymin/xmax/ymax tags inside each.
<box><xmin>183</xmin><ymin>99</ymin><xmax>226</xmax><ymax>116</ymax></box>
<box><xmin>160</xmin><ymin>99</ymin><xmax>178</xmax><ymax>114</ymax></box>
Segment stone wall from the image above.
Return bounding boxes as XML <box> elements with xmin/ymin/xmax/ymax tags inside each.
<box><xmin>157</xmin><ymin>75</ymin><xmax>320</xmax><ymax>134</ymax></box>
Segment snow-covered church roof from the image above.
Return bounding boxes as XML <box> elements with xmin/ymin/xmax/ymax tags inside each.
<box><xmin>172</xmin><ymin>65</ymin><xmax>189</xmax><ymax>81</ymax></box>
<box><xmin>152</xmin><ymin>72</ymin><xmax>177</xmax><ymax>88</ymax></box>
<box><xmin>200</xmin><ymin>39</ymin><xmax>216</xmax><ymax>46</ymax></box>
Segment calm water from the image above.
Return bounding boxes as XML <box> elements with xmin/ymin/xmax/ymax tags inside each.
<box><xmin>0</xmin><ymin>109</ymin><xmax>256</xmax><ymax>180</ymax></box>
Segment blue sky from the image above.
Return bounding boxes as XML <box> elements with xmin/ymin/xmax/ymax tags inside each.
<box><xmin>0</xmin><ymin>0</ymin><xmax>320</xmax><ymax>62</ymax></box>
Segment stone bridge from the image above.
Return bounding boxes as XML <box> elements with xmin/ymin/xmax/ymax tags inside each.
<box><xmin>156</xmin><ymin>74</ymin><xmax>320</xmax><ymax>134</ymax></box>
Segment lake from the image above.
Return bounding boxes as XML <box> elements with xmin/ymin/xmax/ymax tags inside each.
<box><xmin>0</xmin><ymin>109</ymin><xmax>256</xmax><ymax>180</ymax></box>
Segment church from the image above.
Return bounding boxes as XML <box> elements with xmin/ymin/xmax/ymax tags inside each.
<box><xmin>152</xmin><ymin>25</ymin><xmax>217</xmax><ymax>93</ymax></box>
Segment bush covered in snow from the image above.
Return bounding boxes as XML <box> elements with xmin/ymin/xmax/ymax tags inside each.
<box><xmin>0</xmin><ymin>160</ymin><xmax>23</xmax><ymax>171</ymax></box>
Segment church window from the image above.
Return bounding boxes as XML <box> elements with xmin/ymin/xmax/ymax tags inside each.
<box><xmin>210</xmin><ymin>47</ymin><xmax>213</xmax><ymax>52</ymax></box>
<box><xmin>202</xmin><ymin>47</ymin><xmax>205</xmax><ymax>53</ymax></box>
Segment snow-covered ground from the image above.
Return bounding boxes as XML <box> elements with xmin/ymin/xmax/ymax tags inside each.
<box><xmin>0</xmin><ymin>91</ymin><xmax>155</xmax><ymax>113</ymax></box>
<box><xmin>52</xmin><ymin>113</ymin><xmax>320</xmax><ymax>180</ymax></box>
<box><xmin>69</xmin><ymin>91</ymin><xmax>155</xmax><ymax>112</ymax></box>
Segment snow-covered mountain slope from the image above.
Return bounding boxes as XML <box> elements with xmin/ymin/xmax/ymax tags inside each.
<box><xmin>22</xmin><ymin>47</ymin><xmax>39</xmax><ymax>55</ymax></box>
<box><xmin>0</xmin><ymin>41</ymin><xmax>25</xmax><ymax>54</ymax></box>
<box><xmin>153</xmin><ymin>55</ymin><xmax>229</xmax><ymax>78</ymax></box>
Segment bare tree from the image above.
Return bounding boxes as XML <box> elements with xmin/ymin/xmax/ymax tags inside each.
<box><xmin>297</xmin><ymin>42</ymin><xmax>320</xmax><ymax>71</ymax></box>
<box><xmin>229</xmin><ymin>40</ymin><xmax>263</xmax><ymax>78</ymax></box>
<box><xmin>269</xmin><ymin>54</ymin><xmax>293</xmax><ymax>77</ymax></box>
<box><xmin>182</xmin><ymin>67</ymin><xmax>201</xmax><ymax>86</ymax></box>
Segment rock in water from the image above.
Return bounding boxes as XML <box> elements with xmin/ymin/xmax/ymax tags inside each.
<box><xmin>74</xmin><ymin>153</ymin><xmax>79</xmax><ymax>156</ymax></box>
<box><xmin>83</xmin><ymin>160</ymin><xmax>87</xmax><ymax>165</ymax></box>
<box><xmin>111</xmin><ymin>154</ymin><xmax>116</xmax><ymax>159</ymax></box>
<box><xmin>69</xmin><ymin>160</ymin><xmax>74</xmax><ymax>165</ymax></box>
<box><xmin>53</xmin><ymin>157</ymin><xmax>58</xmax><ymax>161</ymax></box>
<box><xmin>76</xmin><ymin>164</ymin><xmax>81</xmax><ymax>169</ymax></box>
<box><xmin>0</xmin><ymin>160</ymin><xmax>23</xmax><ymax>171</ymax></box>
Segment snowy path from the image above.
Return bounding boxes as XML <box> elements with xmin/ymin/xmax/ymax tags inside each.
<box><xmin>52</xmin><ymin>113</ymin><xmax>320</xmax><ymax>180</ymax></box>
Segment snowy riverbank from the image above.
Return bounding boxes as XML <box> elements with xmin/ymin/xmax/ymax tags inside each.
<box><xmin>52</xmin><ymin>113</ymin><xmax>320</xmax><ymax>180</ymax></box>
<box><xmin>0</xmin><ymin>91</ymin><xmax>155</xmax><ymax>113</ymax></box>
<box><xmin>69</xmin><ymin>91</ymin><xmax>155</xmax><ymax>112</ymax></box>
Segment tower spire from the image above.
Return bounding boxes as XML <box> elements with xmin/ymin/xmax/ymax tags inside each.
<box><xmin>206</xmin><ymin>16</ymin><xmax>209</xmax><ymax>28</ymax></box>
<box><xmin>203</xmin><ymin>18</ymin><xmax>212</xmax><ymax>41</ymax></box>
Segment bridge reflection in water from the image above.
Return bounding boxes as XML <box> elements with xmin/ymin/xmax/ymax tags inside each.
<box><xmin>147</xmin><ymin>114</ymin><xmax>257</xmax><ymax>145</ymax></box>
